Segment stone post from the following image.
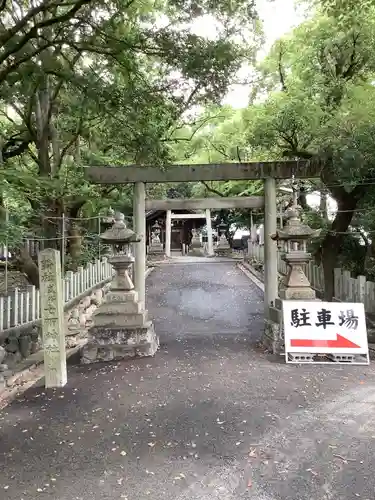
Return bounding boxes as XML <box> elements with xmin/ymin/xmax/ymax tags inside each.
<box><xmin>165</xmin><ymin>209</ymin><xmax>172</xmax><ymax>258</ymax></box>
<box><xmin>38</xmin><ymin>249</ymin><xmax>67</xmax><ymax>388</ymax></box>
<box><xmin>133</xmin><ymin>182</ymin><xmax>146</xmax><ymax>305</ymax></box>
<box><xmin>263</xmin><ymin>177</ymin><xmax>278</xmax><ymax>317</ymax></box>
<box><xmin>206</xmin><ymin>209</ymin><xmax>214</xmax><ymax>256</ymax></box>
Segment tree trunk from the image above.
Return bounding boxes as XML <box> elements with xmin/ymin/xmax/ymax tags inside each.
<box><xmin>363</xmin><ymin>237</ymin><xmax>375</xmax><ymax>275</ymax></box>
<box><xmin>298</xmin><ymin>183</ymin><xmax>308</xmax><ymax>209</ymax></box>
<box><xmin>15</xmin><ymin>248</ymin><xmax>40</xmax><ymax>288</ymax></box>
<box><xmin>320</xmin><ymin>195</ymin><xmax>360</xmax><ymax>300</ymax></box>
<box><xmin>67</xmin><ymin>226</ymin><xmax>83</xmax><ymax>269</ymax></box>
<box><xmin>319</xmin><ymin>190</ymin><xmax>328</xmax><ymax>220</ymax></box>
<box><xmin>40</xmin><ymin>197</ymin><xmax>64</xmax><ymax>251</ymax></box>
<box><xmin>65</xmin><ymin>200</ymin><xmax>87</xmax><ymax>268</ymax></box>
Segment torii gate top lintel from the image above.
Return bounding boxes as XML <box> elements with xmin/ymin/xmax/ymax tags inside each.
<box><xmin>85</xmin><ymin>160</ymin><xmax>321</xmax><ymax>184</ymax></box>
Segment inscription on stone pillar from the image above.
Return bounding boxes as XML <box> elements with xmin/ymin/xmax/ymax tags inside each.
<box><xmin>38</xmin><ymin>249</ymin><xmax>67</xmax><ymax>388</ymax></box>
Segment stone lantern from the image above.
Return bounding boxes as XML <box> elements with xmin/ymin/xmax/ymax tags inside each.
<box><xmin>81</xmin><ymin>212</ymin><xmax>158</xmax><ymax>364</ymax></box>
<box><xmin>148</xmin><ymin>220</ymin><xmax>165</xmax><ymax>261</ymax></box>
<box><xmin>189</xmin><ymin>227</ymin><xmax>204</xmax><ymax>256</ymax></box>
<box><xmin>214</xmin><ymin>221</ymin><xmax>231</xmax><ymax>257</ymax></box>
<box><xmin>272</xmin><ymin>202</ymin><xmax>321</xmax><ymax>300</ymax></box>
<box><xmin>262</xmin><ymin>201</ymin><xmax>320</xmax><ymax>355</ymax></box>
<box><xmin>101</xmin><ymin>207</ymin><xmax>115</xmax><ymax>230</ymax></box>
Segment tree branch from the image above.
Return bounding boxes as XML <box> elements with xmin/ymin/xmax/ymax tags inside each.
<box><xmin>278</xmin><ymin>42</ymin><xmax>287</xmax><ymax>92</ymax></box>
<box><xmin>0</xmin><ymin>0</ymin><xmax>91</xmax><ymax>66</ymax></box>
<box><xmin>201</xmin><ymin>181</ymin><xmax>225</xmax><ymax>197</ymax></box>
<box><xmin>207</xmin><ymin>140</ymin><xmax>232</xmax><ymax>159</ymax></box>
<box><xmin>59</xmin><ymin>114</ymin><xmax>85</xmax><ymax>169</ymax></box>
<box><xmin>236</xmin><ymin>146</ymin><xmax>242</xmax><ymax>163</ymax></box>
<box><xmin>1</xmin><ymin>135</ymin><xmax>31</xmax><ymax>161</ymax></box>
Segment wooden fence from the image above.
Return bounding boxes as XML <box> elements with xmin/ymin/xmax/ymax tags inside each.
<box><xmin>0</xmin><ymin>239</ymin><xmax>40</xmax><ymax>259</ymax></box>
<box><xmin>248</xmin><ymin>242</ymin><xmax>375</xmax><ymax>313</ymax></box>
<box><xmin>0</xmin><ymin>258</ymin><xmax>114</xmax><ymax>332</ymax></box>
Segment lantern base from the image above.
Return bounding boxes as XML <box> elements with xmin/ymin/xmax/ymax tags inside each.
<box><xmin>189</xmin><ymin>235</ymin><xmax>204</xmax><ymax>256</ymax></box>
<box><xmin>81</xmin><ymin>282</ymin><xmax>159</xmax><ymax>364</ymax></box>
<box><xmin>214</xmin><ymin>234</ymin><xmax>231</xmax><ymax>257</ymax></box>
<box><xmin>148</xmin><ymin>245</ymin><xmax>165</xmax><ymax>262</ymax></box>
<box><xmin>214</xmin><ymin>247</ymin><xmax>232</xmax><ymax>257</ymax></box>
<box><xmin>279</xmin><ymin>286</ymin><xmax>316</xmax><ymax>300</ymax></box>
<box><xmin>81</xmin><ymin>322</ymin><xmax>159</xmax><ymax>363</ymax></box>
<box><xmin>189</xmin><ymin>247</ymin><xmax>205</xmax><ymax>257</ymax></box>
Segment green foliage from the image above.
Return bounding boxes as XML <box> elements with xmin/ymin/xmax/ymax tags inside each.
<box><xmin>0</xmin><ymin>0</ymin><xmax>260</xmax><ymax>277</ymax></box>
<box><xmin>167</xmin><ymin>3</ymin><xmax>375</xmax><ymax>291</ymax></box>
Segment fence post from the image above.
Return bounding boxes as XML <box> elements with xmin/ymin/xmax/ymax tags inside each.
<box><xmin>73</xmin><ymin>270</ymin><xmax>79</xmax><ymax>297</ymax></box>
<box><xmin>366</xmin><ymin>282</ymin><xmax>375</xmax><ymax>313</ymax></box>
<box><xmin>25</xmin><ymin>288</ymin><xmax>30</xmax><ymax>323</ymax></box>
<box><xmin>98</xmin><ymin>259</ymin><xmax>102</xmax><ymax>281</ymax></box>
<box><xmin>311</xmin><ymin>266</ymin><xmax>318</xmax><ymax>290</ymax></box>
<box><xmin>65</xmin><ymin>271</ymin><xmax>73</xmax><ymax>302</ymax></box>
<box><xmin>89</xmin><ymin>263</ymin><xmax>94</xmax><ymax>288</ymax></box>
<box><xmin>94</xmin><ymin>260</ymin><xmax>99</xmax><ymax>283</ymax></box>
<box><xmin>333</xmin><ymin>268</ymin><xmax>342</xmax><ymax>300</ymax></box>
<box><xmin>306</xmin><ymin>261</ymin><xmax>313</xmax><ymax>284</ymax></box>
<box><xmin>107</xmin><ymin>259</ymin><xmax>112</xmax><ymax>278</ymax></box>
<box><xmin>30</xmin><ymin>286</ymin><xmax>36</xmax><ymax>321</ymax></box>
<box><xmin>6</xmin><ymin>294</ymin><xmax>11</xmax><ymax>329</ymax></box>
<box><xmin>342</xmin><ymin>270</ymin><xmax>351</xmax><ymax>301</ymax></box>
<box><xmin>83</xmin><ymin>267</ymin><xmax>88</xmax><ymax>291</ymax></box>
<box><xmin>19</xmin><ymin>291</ymin><xmax>24</xmax><ymax>325</ymax></box>
<box><xmin>76</xmin><ymin>267</ymin><xmax>83</xmax><ymax>294</ymax></box>
<box><xmin>318</xmin><ymin>266</ymin><xmax>324</xmax><ymax>291</ymax></box>
<box><xmin>36</xmin><ymin>289</ymin><xmax>41</xmax><ymax>319</ymax></box>
<box><xmin>357</xmin><ymin>275</ymin><xmax>366</xmax><ymax>304</ymax></box>
<box><xmin>13</xmin><ymin>289</ymin><xmax>19</xmax><ymax>326</ymax></box>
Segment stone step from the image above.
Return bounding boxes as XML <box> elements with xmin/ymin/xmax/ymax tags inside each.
<box><xmin>91</xmin><ymin>310</ymin><xmax>148</xmax><ymax>328</ymax></box>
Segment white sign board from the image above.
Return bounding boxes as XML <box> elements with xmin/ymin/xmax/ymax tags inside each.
<box><xmin>282</xmin><ymin>301</ymin><xmax>369</xmax><ymax>364</ymax></box>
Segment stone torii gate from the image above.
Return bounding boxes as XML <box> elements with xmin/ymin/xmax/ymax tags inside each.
<box><xmin>145</xmin><ymin>196</ymin><xmax>264</xmax><ymax>257</ymax></box>
<box><xmin>86</xmin><ymin>161</ymin><xmax>321</xmax><ymax>315</ymax></box>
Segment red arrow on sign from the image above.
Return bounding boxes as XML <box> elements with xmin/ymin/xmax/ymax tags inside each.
<box><xmin>290</xmin><ymin>334</ymin><xmax>360</xmax><ymax>349</ymax></box>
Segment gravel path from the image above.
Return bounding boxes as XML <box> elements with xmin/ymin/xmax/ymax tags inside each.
<box><xmin>0</xmin><ymin>262</ymin><xmax>374</xmax><ymax>500</ymax></box>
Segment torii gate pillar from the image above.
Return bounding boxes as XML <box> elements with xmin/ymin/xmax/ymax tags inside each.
<box><xmin>133</xmin><ymin>182</ymin><xmax>146</xmax><ymax>305</ymax></box>
<box><xmin>263</xmin><ymin>177</ymin><xmax>278</xmax><ymax>316</ymax></box>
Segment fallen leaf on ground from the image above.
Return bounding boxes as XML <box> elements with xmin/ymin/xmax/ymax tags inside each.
<box><xmin>333</xmin><ymin>454</ymin><xmax>356</xmax><ymax>463</ymax></box>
